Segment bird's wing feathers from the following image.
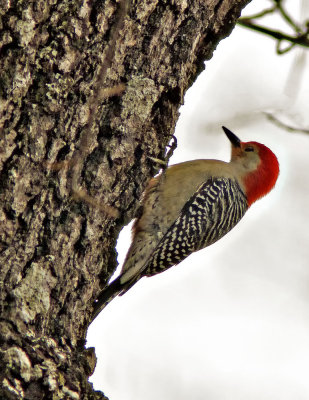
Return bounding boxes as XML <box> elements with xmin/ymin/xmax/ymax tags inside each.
<box><xmin>142</xmin><ymin>177</ymin><xmax>248</xmax><ymax>277</ymax></box>
<box><xmin>95</xmin><ymin>177</ymin><xmax>248</xmax><ymax>306</ymax></box>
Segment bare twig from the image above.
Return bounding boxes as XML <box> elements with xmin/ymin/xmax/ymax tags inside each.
<box><xmin>277</xmin><ymin>1</ymin><xmax>302</xmax><ymax>33</ymax></box>
<box><xmin>147</xmin><ymin>135</ymin><xmax>178</xmax><ymax>170</ymax></box>
<box><xmin>238</xmin><ymin>0</ymin><xmax>309</xmax><ymax>53</ymax></box>
<box><xmin>238</xmin><ymin>19</ymin><xmax>309</xmax><ymax>50</ymax></box>
<box><xmin>264</xmin><ymin>112</ymin><xmax>309</xmax><ymax>134</ymax></box>
<box><xmin>276</xmin><ymin>40</ymin><xmax>296</xmax><ymax>54</ymax></box>
<box><xmin>239</xmin><ymin>5</ymin><xmax>277</xmax><ymax>21</ymax></box>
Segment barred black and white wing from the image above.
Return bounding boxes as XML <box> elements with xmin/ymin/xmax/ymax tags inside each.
<box><xmin>144</xmin><ymin>177</ymin><xmax>248</xmax><ymax>277</ymax></box>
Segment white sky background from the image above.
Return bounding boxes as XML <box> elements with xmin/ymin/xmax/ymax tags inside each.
<box><xmin>87</xmin><ymin>1</ymin><xmax>309</xmax><ymax>399</ymax></box>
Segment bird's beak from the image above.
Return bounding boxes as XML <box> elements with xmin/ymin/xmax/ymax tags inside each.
<box><xmin>222</xmin><ymin>126</ymin><xmax>241</xmax><ymax>148</ymax></box>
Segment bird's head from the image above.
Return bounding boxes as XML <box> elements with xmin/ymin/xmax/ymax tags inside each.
<box><xmin>222</xmin><ymin>126</ymin><xmax>280</xmax><ymax>206</ymax></box>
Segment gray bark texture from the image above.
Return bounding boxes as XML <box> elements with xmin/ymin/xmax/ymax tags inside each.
<box><xmin>0</xmin><ymin>0</ymin><xmax>250</xmax><ymax>398</ymax></box>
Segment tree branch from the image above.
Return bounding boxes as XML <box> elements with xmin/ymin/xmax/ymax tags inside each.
<box><xmin>238</xmin><ymin>0</ymin><xmax>309</xmax><ymax>53</ymax></box>
<box><xmin>238</xmin><ymin>19</ymin><xmax>309</xmax><ymax>50</ymax></box>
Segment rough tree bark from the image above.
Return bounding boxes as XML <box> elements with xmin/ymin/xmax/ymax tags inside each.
<box><xmin>0</xmin><ymin>0</ymin><xmax>250</xmax><ymax>398</ymax></box>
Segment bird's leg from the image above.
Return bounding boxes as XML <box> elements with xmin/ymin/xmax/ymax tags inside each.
<box><xmin>148</xmin><ymin>135</ymin><xmax>177</xmax><ymax>170</ymax></box>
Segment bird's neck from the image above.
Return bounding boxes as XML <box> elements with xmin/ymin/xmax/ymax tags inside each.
<box><xmin>242</xmin><ymin>160</ymin><xmax>279</xmax><ymax>206</ymax></box>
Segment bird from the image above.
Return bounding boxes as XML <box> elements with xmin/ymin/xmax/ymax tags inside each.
<box><xmin>91</xmin><ymin>126</ymin><xmax>279</xmax><ymax>321</ymax></box>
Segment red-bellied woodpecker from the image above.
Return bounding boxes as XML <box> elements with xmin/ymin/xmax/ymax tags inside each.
<box><xmin>92</xmin><ymin>126</ymin><xmax>279</xmax><ymax>321</ymax></box>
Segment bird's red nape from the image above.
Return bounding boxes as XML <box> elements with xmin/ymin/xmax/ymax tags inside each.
<box><xmin>243</xmin><ymin>141</ymin><xmax>279</xmax><ymax>206</ymax></box>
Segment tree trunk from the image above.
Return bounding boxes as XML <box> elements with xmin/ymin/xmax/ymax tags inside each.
<box><xmin>0</xmin><ymin>0</ymin><xmax>250</xmax><ymax>398</ymax></box>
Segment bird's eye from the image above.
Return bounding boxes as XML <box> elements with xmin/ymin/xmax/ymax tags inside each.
<box><xmin>244</xmin><ymin>146</ymin><xmax>254</xmax><ymax>152</ymax></box>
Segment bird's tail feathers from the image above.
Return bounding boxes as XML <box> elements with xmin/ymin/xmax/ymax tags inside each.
<box><xmin>91</xmin><ymin>274</ymin><xmax>140</xmax><ymax>322</ymax></box>
<box><xmin>91</xmin><ymin>277</ymin><xmax>123</xmax><ymax>322</ymax></box>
